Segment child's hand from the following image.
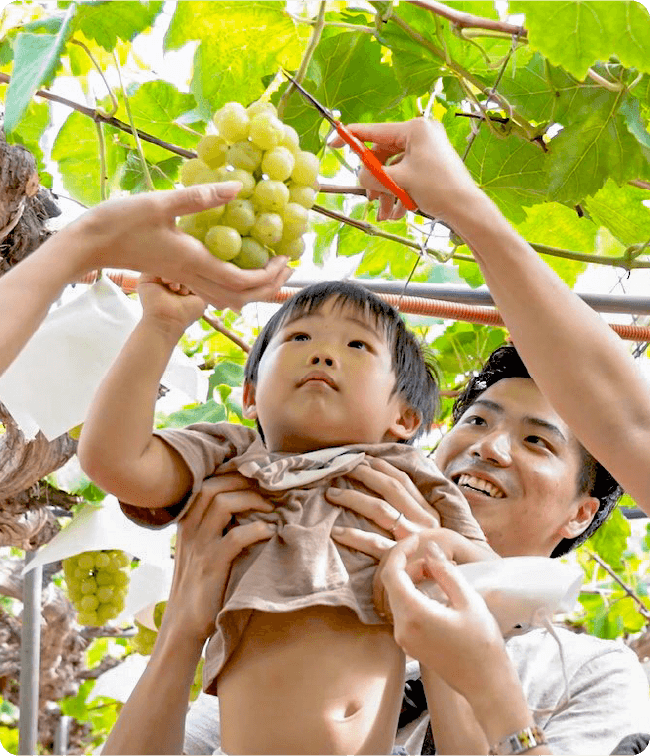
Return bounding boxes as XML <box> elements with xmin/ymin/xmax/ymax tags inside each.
<box><xmin>137</xmin><ymin>274</ymin><xmax>206</xmax><ymax>334</ymax></box>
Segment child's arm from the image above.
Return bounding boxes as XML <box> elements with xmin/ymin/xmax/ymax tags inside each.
<box><xmin>77</xmin><ymin>277</ymin><xmax>206</xmax><ymax>508</ymax></box>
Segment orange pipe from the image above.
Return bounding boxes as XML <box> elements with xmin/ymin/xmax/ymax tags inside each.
<box><xmin>78</xmin><ymin>272</ymin><xmax>650</xmax><ymax>344</ymax></box>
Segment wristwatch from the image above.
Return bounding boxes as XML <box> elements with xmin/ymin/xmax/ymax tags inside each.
<box><xmin>489</xmin><ymin>725</ymin><xmax>547</xmax><ymax>755</ymax></box>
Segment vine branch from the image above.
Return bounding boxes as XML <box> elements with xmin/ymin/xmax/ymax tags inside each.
<box><xmin>201</xmin><ymin>312</ymin><xmax>251</xmax><ymax>354</ymax></box>
<box><xmin>410</xmin><ymin>0</ymin><xmax>527</xmax><ymax>37</ymax></box>
<box><xmin>587</xmin><ymin>550</ymin><xmax>650</xmax><ymax>623</ymax></box>
<box><xmin>0</xmin><ymin>72</ymin><xmax>196</xmax><ymax>159</ymax></box>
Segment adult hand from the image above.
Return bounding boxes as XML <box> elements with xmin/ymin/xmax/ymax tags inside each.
<box><xmin>379</xmin><ymin>536</ymin><xmax>506</xmax><ymax>693</ymax></box>
<box><xmin>70</xmin><ymin>181</ymin><xmax>292</xmax><ymax>310</ymax></box>
<box><xmin>326</xmin><ymin>457</ymin><xmax>440</xmax><ymax>541</ymax></box>
<box><xmin>162</xmin><ymin>473</ymin><xmax>275</xmax><ymax>644</ymax></box>
<box><xmin>330</xmin><ymin>118</ymin><xmax>482</xmax><ymax>222</ymax></box>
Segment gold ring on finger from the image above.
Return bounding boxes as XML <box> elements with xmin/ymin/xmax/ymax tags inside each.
<box><xmin>388</xmin><ymin>511</ymin><xmax>404</xmax><ymax>534</ymax></box>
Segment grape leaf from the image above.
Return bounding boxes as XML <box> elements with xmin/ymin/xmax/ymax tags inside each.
<box><xmin>4</xmin><ymin>5</ymin><xmax>74</xmax><ymax>133</ymax></box>
<box><xmin>463</xmin><ymin>129</ymin><xmax>548</xmax><ymax>223</ymax></box>
<box><xmin>510</xmin><ymin>1</ymin><xmax>650</xmax><ymax>82</ymax></box>
<box><xmin>546</xmin><ymin>92</ymin><xmax>647</xmax><ymax>203</ymax></box>
<box><xmin>73</xmin><ymin>1</ymin><xmax>163</xmax><ymax>51</ymax></box>
<box><xmin>113</xmin><ymin>80</ymin><xmax>198</xmax><ymax>163</ymax></box>
<box><xmin>584</xmin><ymin>180</ymin><xmax>650</xmax><ymax>248</ymax></box>
<box><xmin>583</xmin><ymin>506</ymin><xmax>630</xmax><ymax>569</ymax></box>
<box><xmin>165</xmin><ymin>2</ymin><xmax>308</xmax><ymax>119</ymax></box>
<box><xmin>120</xmin><ymin>153</ymin><xmax>182</xmax><ymax>193</ymax></box>
<box><xmin>52</xmin><ymin>112</ymin><xmax>124</xmax><ymax>206</ymax></box>
<box><xmin>280</xmin><ymin>28</ymin><xmax>403</xmax><ymax>154</ymax></box>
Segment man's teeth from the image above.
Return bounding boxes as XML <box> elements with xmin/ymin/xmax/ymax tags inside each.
<box><xmin>457</xmin><ymin>474</ymin><xmax>504</xmax><ymax>499</ymax></box>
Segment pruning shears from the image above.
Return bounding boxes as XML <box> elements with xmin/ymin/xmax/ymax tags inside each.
<box><xmin>283</xmin><ymin>72</ymin><xmax>418</xmax><ymax>213</ymax></box>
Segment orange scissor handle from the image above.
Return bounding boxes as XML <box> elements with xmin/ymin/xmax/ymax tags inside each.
<box><xmin>333</xmin><ymin>122</ymin><xmax>418</xmax><ymax>213</ymax></box>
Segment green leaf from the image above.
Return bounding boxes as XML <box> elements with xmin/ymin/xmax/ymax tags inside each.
<box><xmin>120</xmin><ymin>152</ymin><xmax>181</xmax><ymax>193</ymax></box>
<box><xmin>281</xmin><ymin>27</ymin><xmax>403</xmax><ymax>153</ymax></box>
<box><xmin>510</xmin><ymin>1</ymin><xmax>650</xmax><ymax>82</ymax></box>
<box><xmin>159</xmin><ymin>400</ymin><xmax>227</xmax><ymax>429</ymax></box>
<box><xmin>545</xmin><ymin>93</ymin><xmax>646</xmax><ymax>203</ymax></box>
<box><xmin>210</xmin><ymin>361</ymin><xmax>245</xmax><ymax>388</ymax></box>
<box><xmin>165</xmin><ymin>2</ymin><xmax>308</xmax><ymax>119</ymax></box>
<box><xmin>463</xmin><ymin>129</ymin><xmax>548</xmax><ymax>223</ymax></box>
<box><xmin>6</xmin><ymin>99</ymin><xmax>50</xmax><ymax>176</ymax></box>
<box><xmin>583</xmin><ymin>506</ymin><xmax>630</xmax><ymax>569</ymax></box>
<box><xmin>52</xmin><ymin>111</ymin><xmax>125</xmax><ymax>206</ymax></box>
<box><xmin>73</xmin><ymin>1</ymin><xmax>163</xmax><ymax>51</ymax></box>
<box><xmin>584</xmin><ymin>180</ymin><xmax>650</xmax><ymax>248</ymax></box>
<box><xmin>516</xmin><ymin>203</ymin><xmax>595</xmax><ymax>286</ymax></box>
<box><xmin>4</xmin><ymin>5</ymin><xmax>75</xmax><ymax>133</ymax></box>
<box><xmin>377</xmin><ymin>21</ymin><xmax>442</xmax><ymax>97</ymax></box>
<box><xmin>114</xmin><ymin>80</ymin><xmax>198</xmax><ymax>163</ymax></box>
<box><xmin>454</xmin><ymin>259</ymin><xmax>485</xmax><ymax>288</ymax></box>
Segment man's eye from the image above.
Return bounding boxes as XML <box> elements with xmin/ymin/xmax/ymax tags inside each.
<box><xmin>526</xmin><ymin>435</ymin><xmax>549</xmax><ymax>449</ymax></box>
<box><xmin>348</xmin><ymin>340</ymin><xmax>367</xmax><ymax>349</ymax></box>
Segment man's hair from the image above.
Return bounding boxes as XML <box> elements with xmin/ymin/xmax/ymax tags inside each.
<box><xmin>451</xmin><ymin>345</ymin><xmax>622</xmax><ymax>557</ymax></box>
<box><xmin>244</xmin><ymin>280</ymin><xmax>439</xmax><ymax>444</ymax></box>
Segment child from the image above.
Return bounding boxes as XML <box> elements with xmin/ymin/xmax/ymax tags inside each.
<box><xmin>79</xmin><ymin>278</ymin><xmax>494</xmax><ymax>755</ymax></box>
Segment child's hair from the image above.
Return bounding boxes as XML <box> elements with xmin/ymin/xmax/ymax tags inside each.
<box><xmin>244</xmin><ymin>280</ymin><xmax>439</xmax><ymax>444</ymax></box>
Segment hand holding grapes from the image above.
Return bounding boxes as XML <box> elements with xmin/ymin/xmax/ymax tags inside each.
<box><xmin>137</xmin><ymin>274</ymin><xmax>206</xmax><ymax>336</ymax></box>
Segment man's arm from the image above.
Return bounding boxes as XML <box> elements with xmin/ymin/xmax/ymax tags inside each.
<box><xmin>337</xmin><ymin>119</ymin><xmax>650</xmax><ymax>514</ymax></box>
<box><xmin>77</xmin><ymin>278</ymin><xmax>203</xmax><ymax>508</ymax></box>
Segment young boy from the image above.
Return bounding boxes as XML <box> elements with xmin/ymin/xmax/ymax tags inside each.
<box><xmin>79</xmin><ymin>278</ymin><xmax>494</xmax><ymax>755</ymax></box>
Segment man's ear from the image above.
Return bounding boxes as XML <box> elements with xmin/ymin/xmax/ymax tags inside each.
<box><xmin>242</xmin><ymin>382</ymin><xmax>258</xmax><ymax>420</ymax></box>
<box><xmin>559</xmin><ymin>495</ymin><xmax>600</xmax><ymax>539</ymax></box>
<box><xmin>387</xmin><ymin>404</ymin><xmax>421</xmax><ymax>442</ymax></box>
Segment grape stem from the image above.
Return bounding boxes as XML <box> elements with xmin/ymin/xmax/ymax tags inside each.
<box><xmin>278</xmin><ymin>0</ymin><xmax>327</xmax><ymax>120</ymax></box>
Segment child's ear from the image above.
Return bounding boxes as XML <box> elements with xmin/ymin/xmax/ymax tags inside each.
<box><xmin>388</xmin><ymin>405</ymin><xmax>421</xmax><ymax>442</ymax></box>
<box><xmin>242</xmin><ymin>382</ymin><xmax>258</xmax><ymax>420</ymax></box>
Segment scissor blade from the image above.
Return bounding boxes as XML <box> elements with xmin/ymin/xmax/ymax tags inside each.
<box><xmin>282</xmin><ymin>71</ymin><xmax>338</xmax><ymax>128</ymax></box>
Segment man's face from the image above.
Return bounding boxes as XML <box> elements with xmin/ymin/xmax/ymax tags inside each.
<box><xmin>434</xmin><ymin>377</ymin><xmax>598</xmax><ymax>557</ymax></box>
<box><xmin>244</xmin><ymin>298</ymin><xmax>418</xmax><ymax>453</ymax></box>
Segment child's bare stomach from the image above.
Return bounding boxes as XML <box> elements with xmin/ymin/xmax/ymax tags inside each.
<box><xmin>217</xmin><ymin>605</ymin><xmax>405</xmax><ymax>755</ymax></box>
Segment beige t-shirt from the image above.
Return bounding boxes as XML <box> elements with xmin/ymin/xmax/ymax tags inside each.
<box><xmin>120</xmin><ymin>422</ymin><xmax>485</xmax><ymax>694</ymax></box>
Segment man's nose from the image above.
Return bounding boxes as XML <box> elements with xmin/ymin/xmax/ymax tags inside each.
<box><xmin>470</xmin><ymin>431</ymin><xmax>512</xmax><ymax>466</ymax></box>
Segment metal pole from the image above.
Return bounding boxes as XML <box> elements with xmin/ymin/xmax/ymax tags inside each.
<box><xmin>53</xmin><ymin>715</ymin><xmax>71</xmax><ymax>755</ymax></box>
<box><xmin>19</xmin><ymin>551</ymin><xmax>41</xmax><ymax>756</ymax></box>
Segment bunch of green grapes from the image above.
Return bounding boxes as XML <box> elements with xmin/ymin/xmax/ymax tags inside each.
<box><xmin>130</xmin><ymin>600</ymin><xmax>167</xmax><ymax>655</ymax></box>
<box><xmin>62</xmin><ymin>549</ymin><xmax>130</xmax><ymax>626</ymax></box>
<box><xmin>177</xmin><ymin>100</ymin><xmax>319</xmax><ymax>269</ymax></box>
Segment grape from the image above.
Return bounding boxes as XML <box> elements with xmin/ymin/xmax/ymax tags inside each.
<box><xmin>196</xmin><ymin>205</ymin><xmax>225</xmax><ymax>227</ymax></box>
<box><xmin>232</xmin><ymin>238</ymin><xmax>270</xmax><ymax>269</ymax></box>
<box><xmin>249</xmin><ymin>113</ymin><xmax>284</xmax><ymax>150</ymax></box>
<box><xmin>214</xmin><ymin>102</ymin><xmax>250</xmax><ymax>143</ymax></box>
<box><xmin>291</xmin><ymin>151</ymin><xmax>320</xmax><ymax>186</ymax></box>
<box><xmin>251</xmin><ymin>213</ymin><xmax>283</xmax><ymax>247</ymax></box>
<box><xmin>153</xmin><ymin>600</ymin><xmax>167</xmax><ymax>630</ymax></box>
<box><xmin>229</xmin><ymin>169</ymin><xmax>256</xmax><ymax>198</ymax></box>
<box><xmin>177</xmin><ymin>214</ymin><xmax>208</xmax><ymax>242</ymax></box>
<box><xmin>283</xmin><ymin>202</ymin><xmax>309</xmax><ymax>236</ymax></box>
<box><xmin>189</xmin><ymin>658</ymin><xmax>205</xmax><ymax>701</ymax></box>
<box><xmin>180</xmin><ymin>158</ymin><xmax>214</xmax><ymax>187</ymax></box>
<box><xmin>275</xmin><ymin>237</ymin><xmax>305</xmax><ymax>261</ymax></box>
<box><xmin>132</xmin><ymin>620</ymin><xmax>158</xmax><ymax>655</ymax></box>
<box><xmin>253</xmin><ymin>180</ymin><xmax>289</xmax><ymax>213</ymax></box>
<box><xmin>227</xmin><ymin>141</ymin><xmax>263</xmax><ymax>172</ymax></box>
<box><xmin>288</xmin><ymin>183</ymin><xmax>317</xmax><ymax>209</ymax></box>
<box><xmin>261</xmin><ymin>147</ymin><xmax>295</xmax><ymax>182</ymax></box>
<box><xmin>224</xmin><ymin>199</ymin><xmax>256</xmax><ymax>235</ymax></box>
<box><xmin>197</xmin><ymin>134</ymin><xmax>228</xmax><ymax>169</ymax></box>
<box><xmin>62</xmin><ymin>549</ymin><xmax>131</xmax><ymax>627</ymax></box>
<box><xmin>247</xmin><ymin>100</ymin><xmax>277</xmax><ymax>119</ymax></box>
<box><xmin>204</xmin><ymin>225</ymin><xmax>242</xmax><ymax>261</ymax></box>
<box><xmin>280</xmin><ymin>124</ymin><xmax>300</xmax><ymax>154</ymax></box>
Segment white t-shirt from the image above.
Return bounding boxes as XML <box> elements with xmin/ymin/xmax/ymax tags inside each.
<box><xmin>183</xmin><ymin>626</ymin><xmax>650</xmax><ymax>755</ymax></box>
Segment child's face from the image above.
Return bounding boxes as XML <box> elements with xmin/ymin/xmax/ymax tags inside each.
<box><xmin>243</xmin><ymin>298</ymin><xmax>419</xmax><ymax>453</ymax></box>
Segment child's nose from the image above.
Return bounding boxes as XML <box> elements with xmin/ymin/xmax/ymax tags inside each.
<box><xmin>310</xmin><ymin>354</ymin><xmax>334</xmax><ymax>367</ymax></box>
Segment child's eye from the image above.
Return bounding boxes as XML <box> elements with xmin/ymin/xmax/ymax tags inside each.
<box><xmin>464</xmin><ymin>415</ymin><xmax>486</xmax><ymax>427</ymax></box>
<box><xmin>348</xmin><ymin>340</ymin><xmax>368</xmax><ymax>350</ymax></box>
<box><xmin>288</xmin><ymin>332</ymin><xmax>310</xmax><ymax>342</ymax></box>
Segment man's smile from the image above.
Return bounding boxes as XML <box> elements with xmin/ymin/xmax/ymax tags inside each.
<box><xmin>455</xmin><ymin>472</ymin><xmax>505</xmax><ymax>499</ymax></box>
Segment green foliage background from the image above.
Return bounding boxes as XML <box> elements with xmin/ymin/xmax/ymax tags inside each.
<box><xmin>1</xmin><ymin>0</ymin><xmax>650</xmax><ymax>751</ymax></box>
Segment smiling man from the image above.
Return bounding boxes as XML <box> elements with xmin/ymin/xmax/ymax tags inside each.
<box><xmin>436</xmin><ymin>345</ymin><xmax>617</xmax><ymax>560</ymax></box>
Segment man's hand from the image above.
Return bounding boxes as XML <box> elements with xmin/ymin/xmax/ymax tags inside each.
<box><xmin>71</xmin><ymin>181</ymin><xmax>292</xmax><ymax>310</ymax></box>
<box><xmin>330</xmin><ymin>118</ymin><xmax>483</xmax><ymax>222</ymax></box>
